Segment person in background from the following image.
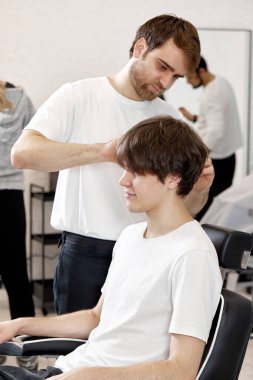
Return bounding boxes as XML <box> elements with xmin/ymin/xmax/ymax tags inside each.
<box><xmin>0</xmin><ymin>115</ymin><xmax>222</xmax><ymax>380</ymax></box>
<box><xmin>11</xmin><ymin>14</ymin><xmax>214</xmax><ymax>316</ymax></box>
<box><xmin>0</xmin><ymin>80</ymin><xmax>37</xmax><ymax>370</ymax></box>
<box><xmin>179</xmin><ymin>56</ymin><xmax>243</xmax><ymax>221</ymax></box>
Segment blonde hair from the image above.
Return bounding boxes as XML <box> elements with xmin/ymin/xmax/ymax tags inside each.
<box><xmin>0</xmin><ymin>80</ymin><xmax>15</xmax><ymax>112</ymax></box>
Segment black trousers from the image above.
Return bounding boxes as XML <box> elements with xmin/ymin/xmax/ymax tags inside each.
<box><xmin>0</xmin><ymin>365</ymin><xmax>62</xmax><ymax>379</ymax></box>
<box><xmin>196</xmin><ymin>153</ymin><xmax>236</xmax><ymax>221</ymax></box>
<box><xmin>0</xmin><ymin>190</ymin><xmax>35</xmax><ymax>318</ymax></box>
<box><xmin>53</xmin><ymin>232</ymin><xmax>116</xmax><ymax>314</ymax></box>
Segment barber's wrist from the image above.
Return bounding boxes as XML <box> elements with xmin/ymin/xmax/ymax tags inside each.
<box><xmin>192</xmin><ymin>115</ymin><xmax>198</xmax><ymax>123</ymax></box>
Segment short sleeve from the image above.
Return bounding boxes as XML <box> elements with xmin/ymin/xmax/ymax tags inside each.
<box><xmin>24</xmin><ymin>83</ymin><xmax>76</xmax><ymax>142</ymax></box>
<box><xmin>169</xmin><ymin>250</ymin><xmax>222</xmax><ymax>343</ymax></box>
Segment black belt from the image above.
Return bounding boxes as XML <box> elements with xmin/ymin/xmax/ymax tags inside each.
<box><xmin>59</xmin><ymin>231</ymin><xmax>116</xmax><ymax>250</ymax></box>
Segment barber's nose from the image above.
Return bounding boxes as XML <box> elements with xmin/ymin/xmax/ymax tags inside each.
<box><xmin>160</xmin><ymin>73</ymin><xmax>175</xmax><ymax>90</ymax></box>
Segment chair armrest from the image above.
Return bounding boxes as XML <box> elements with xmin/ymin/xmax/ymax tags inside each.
<box><xmin>0</xmin><ymin>335</ymin><xmax>86</xmax><ymax>356</ymax></box>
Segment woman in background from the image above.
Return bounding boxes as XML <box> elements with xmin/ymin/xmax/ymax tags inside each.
<box><xmin>0</xmin><ymin>80</ymin><xmax>36</xmax><ymax>368</ymax></box>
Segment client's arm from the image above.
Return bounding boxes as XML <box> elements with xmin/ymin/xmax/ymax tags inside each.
<box><xmin>49</xmin><ymin>333</ymin><xmax>205</xmax><ymax>380</ymax></box>
<box><xmin>0</xmin><ymin>295</ymin><xmax>104</xmax><ymax>343</ymax></box>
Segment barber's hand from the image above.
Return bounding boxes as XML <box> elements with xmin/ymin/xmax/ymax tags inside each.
<box><xmin>179</xmin><ymin>107</ymin><xmax>195</xmax><ymax>122</ymax></box>
<box><xmin>184</xmin><ymin>158</ymin><xmax>214</xmax><ymax>217</ymax></box>
<box><xmin>193</xmin><ymin>157</ymin><xmax>214</xmax><ymax>194</ymax></box>
<box><xmin>101</xmin><ymin>139</ymin><xmax>119</xmax><ymax>163</ymax></box>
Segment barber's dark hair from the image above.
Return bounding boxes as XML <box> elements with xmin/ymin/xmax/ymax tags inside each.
<box><xmin>129</xmin><ymin>14</ymin><xmax>200</xmax><ymax>71</ymax></box>
<box><xmin>116</xmin><ymin>115</ymin><xmax>209</xmax><ymax>196</ymax></box>
<box><xmin>197</xmin><ymin>56</ymin><xmax>208</xmax><ymax>71</ymax></box>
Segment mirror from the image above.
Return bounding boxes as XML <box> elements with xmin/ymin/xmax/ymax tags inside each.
<box><xmin>164</xmin><ymin>28</ymin><xmax>252</xmax><ymax>183</ymax></box>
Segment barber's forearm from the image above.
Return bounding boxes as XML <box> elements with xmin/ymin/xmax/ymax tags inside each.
<box><xmin>11</xmin><ymin>130</ymin><xmax>117</xmax><ymax>172</ymax></box>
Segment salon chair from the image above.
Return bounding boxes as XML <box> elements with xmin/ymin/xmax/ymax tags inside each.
<box><xmin>0</xmin><ymin>224</ymin><xmax>252</xmax><ymax>380</ymax></box>
<box><xmin>197</xmin><ymin>224</ymin><xmax>253</xmax><ymax>380</ymax></box>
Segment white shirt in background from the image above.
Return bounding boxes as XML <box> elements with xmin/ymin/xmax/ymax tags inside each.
<box><xmin>196</xmin><ymin>76</ymin><xmax>243</xmax><ymax>159</ymax></box>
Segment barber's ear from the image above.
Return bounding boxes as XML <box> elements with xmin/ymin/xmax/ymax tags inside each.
<box><xmin>132</xmin><ymin>38</ymin><xmax>147</xmax><ymax>58</ymax></box>
<box><xmin>165</xmin><ymin>175</ymin><xmax>182</xmax><ymax>190</ymax></box>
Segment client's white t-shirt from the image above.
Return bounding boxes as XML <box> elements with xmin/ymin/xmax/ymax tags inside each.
<box><xmin>55</xmin><ymin>220</ymin><xmax>222</xmax><ymax>371</ymax></box>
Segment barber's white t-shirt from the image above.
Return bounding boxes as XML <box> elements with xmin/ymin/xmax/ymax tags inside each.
<box><xmin>55</xmin><ymin>220</ymin><xmax>222</xmax><ymax>371</ymax></box>
<box><xmin>25</xmin><ymin>77</ymin><xmax>178</xmax><ymax>240</ymax></box>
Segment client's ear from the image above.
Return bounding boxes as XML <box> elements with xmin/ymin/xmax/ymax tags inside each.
<box><xmin>165</xmin><ymin>174</ymin><xmax>182</xmax><ymax>190</ymax></box>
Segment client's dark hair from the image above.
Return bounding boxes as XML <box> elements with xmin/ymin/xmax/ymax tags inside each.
<box><xmin>116</xmin><ymin>115</ymin><xmax>209</xmax><ymax>196</ymax></box>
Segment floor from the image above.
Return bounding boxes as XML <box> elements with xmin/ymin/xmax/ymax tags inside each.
<box><xmin>0</xmin><ymin>287</ymin><xmax>252</xmax><ymax>378</ymax></box>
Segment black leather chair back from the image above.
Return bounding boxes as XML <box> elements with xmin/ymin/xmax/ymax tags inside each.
<box><xmin>197</xmin><ymin>224</ymin><xmax>253</xmax><ymax>380</ymax></box>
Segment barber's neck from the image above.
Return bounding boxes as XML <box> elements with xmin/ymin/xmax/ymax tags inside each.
<box><xmin>107</xmin><ymin>61</ymin><xmax>142</xmax><ymax>101</ymax></box>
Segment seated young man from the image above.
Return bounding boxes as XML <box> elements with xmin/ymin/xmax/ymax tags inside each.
<box><xmin>0</xmin><ymin>115</ymin><xmax>222</xmax><ymax>380</ymax></box>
